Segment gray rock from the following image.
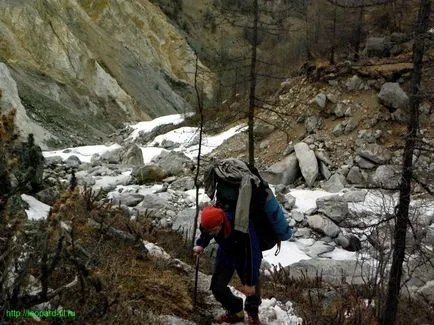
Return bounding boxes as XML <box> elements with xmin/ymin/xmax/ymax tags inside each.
<box><xmin>322</xmin><ymin>173</ymin><xmax>346</xmax><ymax>193</ymax></box>
<box><xmin>284</xmin><ymin>194</ymin><xmax>296</xmax><ymax>210</ymax></box>
<box><xmin>101</xmin><ymin>148</ymin><xmax>122</xmax><ymax>164</ymax></box>
<box><xmin>136</xmin><ymin>194</ymin><xmax>172</xmax><ymax>211</ymax></box>
<box><xmin>316</xmin><ymin>196</ymin><xmax>349</xmax><ymax>224</ymax></box>
<box><xmin>65</xmin><ymin>155</ymin><xmax>81</xmax><ymax>168</ymax></box>
<box><xmin>357</xmin><ymin>143</ymin><xmax>392</xmax><ymax>164</ymax></box>
<box><xmin>334</xmin><ymin>103</ymin><xmax>346</xmax><ymax>117</ymax></box>
<box><xmin>313</xmin><ymin>93</ymin><xmax>327</xmax><ymax>109</ymax></box>
<box><xmin>319</xmin><ymin>161</ymin><xmax>331</xmax><ymax>180</ymax></box>
<box><xmin>283</xmin><ymin>142</ymin><xmax>295</xmax><ymax>155</ymax></box>
<box><xmin>305</xmin><ymin>241</ymin><xmax>335</xmax><ymax>258</ymax></box>
<box><xmin>346</xmin><ymin>166</ymin><xmax>364</xmax><ymax>184</ymax></box>
<box><xmin>292</xmin><ymin>227</ymin><xmax>311</xmax><ymax>238</ymax></box>
<box><xmin>333</xmin><ymin>122</ymin><xmax>345</xmax><ymax>136</ymax></box>
<box><xmin>345</xmin><ymin>75</ymin><xmax>363</xmax><ymax>91</ymax></box>
<box><xmin>291</xmin><ymin>210</ymin><xmax>305</xmax><ymax>223</ymax></box>
<box><xmin>44</xmin><ymin>155</ymin><xmax>63</xmax><ymax>167</ymax></box>
<box><xmin>152</xmin><ymin>151</ymin><xmax>194</xmax><ymax>176</ymax></box>
<box><xmin>341</xmin><ymin>190</ymin><xmax>367</xmax><ymax>202</ymax></box>
<box><xmin>315</xmin><ymin>150</ymin><xmax>332</xmax><ymax>166</ymax></box>
<box><xmin>326</xmin><ymin>93</ymin><xmax>338</xmax><ymax>103</ymax></box>
<box><xmin>132</xmin><ymin>164</ymin><xmax>167</xmax><ymax>184</ymax></box>
<box><xmin>111</xmin><ymin>193</ymin><xmax>145</xmax><ymax>207</ymax></box>
<box><xmin>121</xmin><ymin>144</ymin><xmax>144</xmax><ymax>165</ymax></box>
<box><xmin>169</xmin><ymin>176</ymin><xmax>195</xmax><ymax>191</ymax></box>
<box><xmin>335</xmin><ymin>234</ymin><xmax>362</xmax><ymax>252</ymax></box>
<box><xmin>355</xmin><ymin>155</ymin><xmax>377</xmax><ymax>169</ymax></box>
<box><xmin>286</xmin><ymin>259</ymin><xmax>373</xmax><ymax>285</ymax></box>
<box><xmin>262</xmin><ymin>153</ymin><xmax>299</xmax><ymax>185</ymax></box>
<box><xmin>373</xmin><ymin>165</ymin><xmax>400</xmax><ymax>189</ymax></box>
<box><xmin>0</xmin><ymin>63</ymin><xmax>54</xmax><ymax>147</ymax></box>
<box><xmin>254</xmin><ymin>122</ymin><xmax>275</xmax><ymax>139</ymax></box>
<box><xmin>417</xmin><ymin>280</ymin><xmax>434</xmax><ymax>305</ymax></box>
<box><xmin>77</xmin><ymin>174</ymin><xmax>96</xmax><ymax>186</ymax></box>
<box><xmin>307</xmin><ymin>214</ymin><xmax>341</xmax><ymax>238</ymax></box>
<box><xmin>294</xmin><ymin>142</ymin><xmax>318</xmax><ymax>187</ymax></box>
<box><xmin>344</xmin><ymin>119</ymin><xmax>358</xmax><ymax>134</ymax></box>
<box><xmin>391</xmin><ymin>108</ymin><xmax>409</xmax><ymax>124</ymax></box>
<box><xmin>365</xmin><ymin>36</ymin><xmax>392</xmax><ymax>57</ymax></box>
<box><xmin>425</xmin><ymin>226</ymin><xmax>434</xmax><ymax>246</ymax></box>
<box><xmin>305</xmin><ymin>115</ymin><xmax>322</xmax><ymax>134</ymax></box>
<box><xmin>35</xmin><ymin>187</ymin><xmax>60</xmax><ymax>205</ymax></box>
<box><xmin>160</xmin><ymin>139</ymin><xmax>180</xmax><ymax>149</ymax></box>
<box><xmin>338</xmin><ymin>165</ymin><xmax>351</xmax><ymax>177</ymax></box>
<box><xmin>378</xmin><ymin>82</ymin><xmax>409</xmax><ymax>110</ymax></box>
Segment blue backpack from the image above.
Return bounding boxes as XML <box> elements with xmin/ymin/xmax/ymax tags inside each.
<box><xmin>215</xmin><ymin>163</ymin><xmax>292</xmax><ymax>254</ymax></box>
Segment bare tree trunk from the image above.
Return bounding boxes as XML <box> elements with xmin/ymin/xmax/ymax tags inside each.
<box><xmin>191</xmin><ymin>52</ymin><xmax>204</xmax><ymax>250</ymax></box>
<box><xmin>353</xmin><ymin>6</ymin><xmax>364</xmax><ymax>61</ymax></box>
<box><xmin>248</xmin><ymin>0</ymin><xmax>258</xmax><ymax>168</ymax></box>
<box><xmin>329</xmin><ymin>5</ymin><xmax>337</xmax><ymax>64</ymax></box>
<box><xmin>380</xmin><ymin>1</ymin><xmax>431</xmax><ymax>324</ymax></box>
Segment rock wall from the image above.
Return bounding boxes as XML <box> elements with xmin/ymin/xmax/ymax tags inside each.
<box><xmin>0</xmin><ymin>0</ymin><xmax>213</xmax><ymax>147</ymax></box>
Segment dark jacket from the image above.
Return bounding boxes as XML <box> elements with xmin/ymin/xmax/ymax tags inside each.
<box><xmin>196</xmin><ymin>210</ymin><xmax>262</xmax><ymax>286</ymax></box>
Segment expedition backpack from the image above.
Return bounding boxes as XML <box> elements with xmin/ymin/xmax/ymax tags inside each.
<box><xmin>210</xmin><ymin>159</ymin><xmax>292</xmax><ymax>253</ymax></box>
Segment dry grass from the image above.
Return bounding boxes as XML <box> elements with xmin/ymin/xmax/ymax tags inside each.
<box><xmin>261</xmin><ymin>266</ymin><xmax>434</xmax><ymax>325</ymax></box>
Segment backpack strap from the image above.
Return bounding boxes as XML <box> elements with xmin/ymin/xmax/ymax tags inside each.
<box><xmin>274</xmin><ymin>241</ymin><xmax>281</xmax><ymax>256</ymax></box>
<box><xmin>233</xmin><ymin>175</ymin><xmax>252</xmax><ymax>233</ymax></box>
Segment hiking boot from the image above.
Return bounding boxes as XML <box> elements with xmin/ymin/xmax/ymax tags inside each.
<box><xmin>247</xmin><ymin>312</ymin><xmax>261</xmax><ymax>325</ymax></box>
<box><xmin>215</xmin><ymin>311</ymin><xmax>244</xmax><ymax>324</ymax></box>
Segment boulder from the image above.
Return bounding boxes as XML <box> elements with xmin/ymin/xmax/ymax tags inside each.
<box><xmin>254</xmin><ymin>122</ymin><xmax>275</xmax><ymax>139</ymax></box>
<box><xmin>378</xmin><ymin>82</ymin><xmax>409</xmax><ymax>110</ymax></box>
<box><xmin>346</xmin><ymin>166</ymin><xmax>364</xmax><ymax>184</ymax></box>
<box><xmin>65</xmin><ymin>155</ymin><xmax>81</xmax><ymax>168</ymax></box>
<box><xmin>322</xmin><ymin>173</ymin><xmax>346</xmax><ymax>193</ymax></box>
<box><xmin>152</xmin><ymin>151</ymin><xmax>194</xmax><ymax>176</ymax></box>
<box><xmin>169</xmin><ymin>176</ymin><xmax>195</xmax><ymax>191</ymax></box>
<box><xmin>345</xmin><ymin>75</ymin><xmax>364</xmax><ymax>91</ymax></box>
<box><xmin>355</xmin><ymin>155</ymin><xmax>377</xmax><ymax>169</ymax></box>
<box><xmin>121</xmin><ymin>144</ymin><xmax>144</xmax><ymax>165</ymax></box>
<box><xmin>316</xmin><ymin>196</ymin><xmax>349</xmax><ymax>224</ymax></box>
<box><xmin>319</xmin><ymin>161</ymin><xmax>331</xmax><ymax>180</ymax></box>
<box><xmin>35</xmin><ymin>187</ymin><xmax>60</xmax><ymax>205</ymax></box>
<box><xmin>307</xmin><ymin>214</ymin><xmax>341</xmax><ymax>238</ymax></box>
<box><xmin>335</xmin><ymin>234</ymin><xmax>362</xmax><ymax>251</ymax></box>
<box><xmin>262</xmin><ymin>153</ymin><xmax>299</xmax><ymax>185</ymax></box>
<box><xmin>315</xmin><ymin>150</ymin><xmax>332</xmax><ymax>166</ymax></box>
<box><xmin>132</xmin><ymin>164</ymin><xmax>167</xmax><ymax>184</ymax></box>
<box><xmin>294</xmin><ymin>142</ymin><xmax>318</xmax><ymax>187</ymax></box>
<box><xmin>313</xmin><ymin>93</ymin><xmax>327</xmax><ymax>109</ymax></box>
<box><xmin>373</xmin><ymin>165</ymin><xmax>400</xmax><ymax>189</ymax></box>
<box><xmin>357</xmin><ymin>143</ymin><xmax>392</xmax><ymax>164</ymax></box>
<box><xmin>365</xmin><ymin>36</ymin><xmax>392</xmax><ymax>57</ymax></box>
<box><xmin>305</xmin><ymin>115</ymin><xmax>322</xmax><ymax>134</ymax></box>
<box><xmin>111</xmin><ymin>193</ymin><xmax>145</xmax><ymax>207</ymax></box>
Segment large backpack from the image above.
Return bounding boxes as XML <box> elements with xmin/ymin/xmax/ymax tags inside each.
<box><xmin>211</xmin><ymin>160</ymin><xmax>292</xmax><ymax>253</ymax></box>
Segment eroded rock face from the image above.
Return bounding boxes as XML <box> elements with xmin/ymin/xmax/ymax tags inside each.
<box><xmin>0</xmin><ymin>0</ymin><xmax>214</xmax><ymax>147</ymax></box>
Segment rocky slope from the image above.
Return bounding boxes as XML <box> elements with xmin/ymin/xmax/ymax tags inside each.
<box><xmin>0</xmin><ymin>0</ymin><xmax>213</xmax><ymax>148</ymax></box>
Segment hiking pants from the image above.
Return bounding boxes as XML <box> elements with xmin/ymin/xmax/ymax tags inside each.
<box><xmin>210</xmin><ymin>252</ymin><xmax>262</xmax><ymax>315</ymax></box>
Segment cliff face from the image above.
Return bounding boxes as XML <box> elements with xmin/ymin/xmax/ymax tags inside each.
<box><xmin>0</xmin><ymin>0</ymin><xmax>212</xmax><ymax>148</ymax></box>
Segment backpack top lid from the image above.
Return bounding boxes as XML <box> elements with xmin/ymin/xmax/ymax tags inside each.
<box><xmin>204</xmin><ymin>158</ymin><xmax>261</xmax><ymax>234</ymax></box>
<box><xmin>204</xmin><ymin>158</ymin><xmax>261</xmax><ymax>200</ymax></box>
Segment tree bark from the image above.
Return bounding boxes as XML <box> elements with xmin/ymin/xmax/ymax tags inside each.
<box><xmin>248</xmin><ymin>0</ymin><xmax>259</xmax><ymax>168</ymax></box>
<box><xmin>380</xmin><ymin>1</ymin><xmax>431</xmax><ymax>324</ymax></box>
<box><xmin>192</xmin><ymin>53</ymin><xmax>204</xmax><ymax>250</ymax></box>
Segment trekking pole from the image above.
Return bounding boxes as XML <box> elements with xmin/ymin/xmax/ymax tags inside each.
<box><xmin>193</xmin><ymin>254</ymin><xmax>200</xmax><ymax>306</ymax></box>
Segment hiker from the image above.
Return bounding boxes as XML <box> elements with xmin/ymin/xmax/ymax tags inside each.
<box><xmin>193</xmin><ymin>158</ymin><xmax>291</xmax><ymax>324</ymax></box>
<box><xmin>193</xmin><ymin>205</ymin><xmax>262</xmax><ymax>325</ymax></box>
